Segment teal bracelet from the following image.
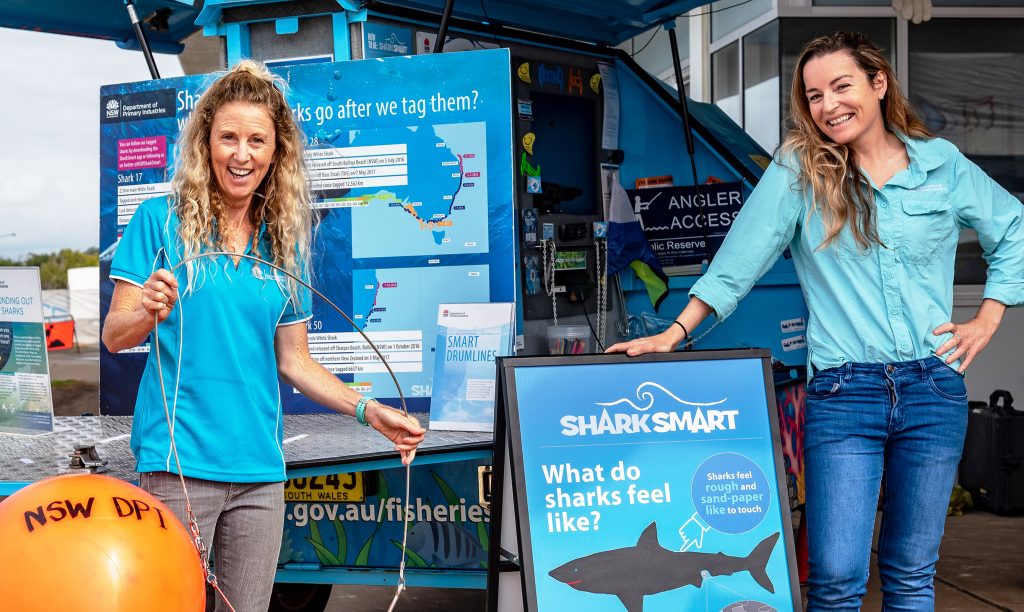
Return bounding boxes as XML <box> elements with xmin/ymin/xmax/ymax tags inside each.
<box><xmin>355</xmin><ymin>397</ymin><xmax>373</xmax><ymax>426</ymax></box>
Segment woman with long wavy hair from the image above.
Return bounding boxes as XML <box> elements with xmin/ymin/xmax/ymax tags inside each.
<box><xmin>609</xmin><ymin>31</ymin><xmax>1023</xmax><ymax>610</ymax></box>
<box><xmin>102</xmin><ymin>61</ymin><xmax>425</xmax><ymax>612</ymax></box>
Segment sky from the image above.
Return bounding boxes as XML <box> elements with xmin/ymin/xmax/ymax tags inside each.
<box><xmin>0</xmin><ymin>28</ymin><xmax>184</xmax><ymax>260</ymax></box>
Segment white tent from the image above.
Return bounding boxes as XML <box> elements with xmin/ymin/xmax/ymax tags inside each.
<box><xmin>41</xmin><ymin>289</ymin><xmax>70</xmax><ymax>319</ymax></box>
<box><xmin>67</xmin><ymin>266</ymin><xmax>100</xmax><ymax>346</ymax></box>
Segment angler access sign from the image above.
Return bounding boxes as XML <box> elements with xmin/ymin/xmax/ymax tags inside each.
<box><xmin>498</xmin><ymin>350</ymin><xmax>800</xmax><ymax>611</ymax></box>
<box><xmin>626</xmin><ymin>182</ymin><xmax>744</xmax><ymax>272</ymax></box>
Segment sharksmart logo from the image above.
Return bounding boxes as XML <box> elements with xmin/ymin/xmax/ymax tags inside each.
<box><xmin>560</xmin><ymin>382</ymin><xmax>740</xmax><ymax>437</ymax></box>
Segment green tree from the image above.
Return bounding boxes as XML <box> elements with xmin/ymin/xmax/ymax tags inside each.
<box><xmin>6</xmin><ymin>248</ymin><xmax>99</xmax><ymax>289</ymax></box>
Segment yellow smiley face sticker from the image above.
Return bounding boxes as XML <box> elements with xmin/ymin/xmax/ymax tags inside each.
<box><xmin>517</xmin><ymin>62</ymin><xmax>532</xmax><ymax>84</ymax></box>
<box><xmin>522</xmin><ymin>132</ymin><xmax>536</xmax><ymax>155</ymax></box>
<box><xmin>589</xmin><ymin>73</ymin><xmax>602</xmax><ymax>94</ymax></box>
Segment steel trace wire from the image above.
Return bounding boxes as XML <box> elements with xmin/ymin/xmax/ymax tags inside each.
<box><xmin>153</xmin><ymin>250</ymin><xmax>415</xmax><ymax>612</ymax></box>
<box><xmin>541</xmin><ymin>238</ymin><xmax>557</xmax><ymax>326</ymax></box>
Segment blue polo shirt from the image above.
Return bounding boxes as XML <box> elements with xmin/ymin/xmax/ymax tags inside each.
<box><xmin>691</xmin><ymin>136</ymin><xmax>1024</xmax><ymax>374</ymax></box>
<box><xmin>110</xmin><ymin>196</ymin><xmax>312</xmax><ymax>482</ymax></box>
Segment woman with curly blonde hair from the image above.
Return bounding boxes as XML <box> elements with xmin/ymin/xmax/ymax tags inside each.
<box><xmin>609</xmin><ymin>31</ymin><xmax>1023</xmax><ymax>610</ymax></box>
<box><xmin>170</xmin><ymin>59</ymin><xmax>312</xmax><ymax>303</ymax></box>
<box><xmin>102</xmin><ymin>60</ymin><xmax>425</xmax><ymax>611</ymax></box>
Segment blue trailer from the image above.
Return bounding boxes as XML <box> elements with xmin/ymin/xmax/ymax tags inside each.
<box><xmin>0</xmin><ymin>1</ymin><xmax>809</xmax><ymax>610</ymax></box>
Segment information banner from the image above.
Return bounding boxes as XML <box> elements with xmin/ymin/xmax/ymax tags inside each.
<box><xmin>626</xmin><ymin>182</ymin><xmax>744</xmax><ymax>271</ymax></box>
<box><xmin>0</xmin><ymin>268</ymin><xmax>55</xmax><ymax>435</ymax></box>
<box><xmin>501</xmin><ymin>351</ymin><xmax>800</xmax><ymax>612</ymax></box>
<box><xmin>429</xmin><ymin>302</ymin><xmax>514</xmax><ymax>432</ymax></box>
<box><xmin>98</xmin><ymin>50</ymin><xmax>516</xmax><ymax>417</ymax></box>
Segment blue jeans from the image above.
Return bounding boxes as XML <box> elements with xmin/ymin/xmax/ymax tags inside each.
<box><xmin>804</xmin><ymin>357</ymin><xmax>968</xmax><ymax>611</ymax></box>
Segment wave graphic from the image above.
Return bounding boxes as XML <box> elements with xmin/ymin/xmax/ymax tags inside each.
<box><xmin>596</xmin><ymin>382</ymin><xmax>727</xmax><ymax>412</ymax></box>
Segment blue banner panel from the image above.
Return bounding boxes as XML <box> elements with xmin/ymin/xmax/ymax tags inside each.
<box><xmin>99</xmin><ymin>50</ymin><xmax>516</xmax><ymax>417</ymax></box>
<box><xmin>503</xmin><ymin>352</ymin><xmax>800</xmax><ymax>612</ymax></box>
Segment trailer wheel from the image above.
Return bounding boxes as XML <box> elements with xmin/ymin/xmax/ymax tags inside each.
<box><xmin>268</xmin><ymin>583</ymin><xmax>332</xmax><ymax>612</ymax></box>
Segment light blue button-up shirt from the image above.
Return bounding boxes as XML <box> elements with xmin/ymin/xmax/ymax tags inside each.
<box><xmin>690</xmin><ymin>136</ymin><xmax>1024</xmax><ymax>373</ymax></box>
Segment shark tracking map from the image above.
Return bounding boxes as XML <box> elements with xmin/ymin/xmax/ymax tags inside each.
<box><xmin>98</xmin><ymin>50</ymin><xmax>516</xmax><ymax>416</ymax></box>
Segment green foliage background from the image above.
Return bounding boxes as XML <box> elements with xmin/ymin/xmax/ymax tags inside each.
<box><xmin>0</xmin><ymin>248</ymin><xmax>99</xmax><ymax>289</ymax></box>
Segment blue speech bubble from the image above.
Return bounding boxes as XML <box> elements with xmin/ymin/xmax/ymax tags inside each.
<box><xmin>691</xmin><ymin>452</ymin><xmax>770</xmax><ymax>534</ymax></box>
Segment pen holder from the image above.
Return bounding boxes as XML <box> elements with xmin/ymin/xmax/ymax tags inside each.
<box><xmin>546</xmin><ymin>325</ymin><xmax>592</xmax><ymax>355</ymax></box>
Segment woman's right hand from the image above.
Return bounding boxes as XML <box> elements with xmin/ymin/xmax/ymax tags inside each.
<box><xmin>605</xmin><ymin>327</ymin><xmax>685</xmax><ymax>356</ymax></box>
<box><xmin>605</xmin><ymin>299</ymin><xmax>713</xmax><ymax>357</ymax></box>
<box><xmin>141</xmin><ymin>269</ymin><xmax>178</xmax><ymax>322</ymax></box>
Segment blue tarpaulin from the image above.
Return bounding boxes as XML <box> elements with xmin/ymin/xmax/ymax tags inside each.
<box><xmin>343</xmin><ymin>0</ymin><xmax>716</xmax><ymax>46</ymax></box>
<box><xmin>0</xmin><ymin>0</ymin><xmax>201</xmax><ymax>53</ymax></box>
<box><xmin>0</xmin><ymin>0</ymin><xmax>720</xmax><ymax>52</ymax></box>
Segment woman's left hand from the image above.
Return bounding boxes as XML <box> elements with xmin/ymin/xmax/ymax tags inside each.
<box><xmin>932</xmin><ymin>317</ymin><xmax>999</xmax><ymax>373</ymax></box>
<box><xmin>366</xmin><ymin>402</ymin><xmax>427</xmax><ymax>465</ymax></box>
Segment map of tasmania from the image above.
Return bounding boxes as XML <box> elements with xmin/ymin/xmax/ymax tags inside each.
<box><xmin>349</xmin><ymin>265</ymin><xmax>491</xmax><ymax>396</ymax></box>
<box><xmin>344</xmin><ymin>122</ymin><xmax>489</xmax><ymax>259</ymax></box>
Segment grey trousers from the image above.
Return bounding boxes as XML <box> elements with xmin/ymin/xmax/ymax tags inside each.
<box><xmin>141</xmin><ymin>472</ymin><xmax>285</xmax><ymax>612</ymax></box>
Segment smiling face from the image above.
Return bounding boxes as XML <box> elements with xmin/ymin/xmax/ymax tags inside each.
<box><xmin>208</xmin><ymin>101</ymin><xmax>276</xmax><ymax>211</ymax></box>
<box><xmin>802</xmin><ymin>50</ymin><xmax>887</xmax><ymax>148</ymax></box>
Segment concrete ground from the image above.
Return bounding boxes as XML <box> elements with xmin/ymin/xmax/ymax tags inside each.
<box><xmin>324</xmin><ymin>584</ymin><xmax>485</xmax><ymax>611</ymax></box>
<box><xmin>860</xmin><ymin>510</ymin><xmax>1023</xmax><ymax>611</ymax></box>
<box><xmin>47</xmin><ymin>345</ymin><xmax>101</xmax><ymax>417</ymax></box>
<box><xmin>47</xmin><ymin>348</ymin><xmax>1023</xmax><ymax>611</ymax></box>
<box><xmin>47</xmin><ymin>344</ymin><xmax>100</xmax><ymax>384</ymax></box>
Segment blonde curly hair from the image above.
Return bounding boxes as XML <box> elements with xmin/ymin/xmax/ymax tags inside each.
<box><xmin>171</xmin><ymin>59</ymin><xmax>311</xmax><ymax>300</ymax></box>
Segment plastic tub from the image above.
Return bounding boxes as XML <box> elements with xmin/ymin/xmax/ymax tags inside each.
<box><xmin>546</xmin><ymin>325</ymin><xmax>592</xmax><ymax>355</ymax></box>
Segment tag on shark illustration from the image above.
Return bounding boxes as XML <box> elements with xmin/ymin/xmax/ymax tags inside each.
<box><xmin>549</xmin><ymin>522</ymin><xmax>780</xmax><ymax>612</ymax></box>
<box><xmin>0</xmin><ymin>323</ymin><xmax>12</xmax><ymax>371</ymax></box>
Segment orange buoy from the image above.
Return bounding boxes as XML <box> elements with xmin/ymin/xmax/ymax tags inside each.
<box><xmin>0</xmin><ymin>473</ymin><xmax>205</xmax><ymax>611</ymax></box>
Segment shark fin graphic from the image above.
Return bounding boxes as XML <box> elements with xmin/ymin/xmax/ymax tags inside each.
<box><xmin>636</xmin><ymin>521</ymin><xmax>660</xmax><ymax>549</ymax></box>
<box><xmin>616</xmin><ymin>593</ymin><xmax>645</xmax><ymax>612</ymax></box>
<box><xmin>745</xmin><ymin>532</ymin><xmax>780</xmax><ymax>594</ymax></box>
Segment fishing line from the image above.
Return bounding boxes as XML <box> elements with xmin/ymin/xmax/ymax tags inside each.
<box><xmin>152</xmin><ymin>250</ymin><xmax>414</xmax><ymax>612</ymax></box>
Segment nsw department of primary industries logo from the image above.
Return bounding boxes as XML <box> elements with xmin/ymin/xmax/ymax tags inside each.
<box><xmin>105</xmin><ymin>98</ymin><xmax>121</xmax><ymax>119</ymax></box>
<box><xmin>442</xmin><ymin>309</ymin><xmax>449</xmax><ymax>317</ymax></box>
